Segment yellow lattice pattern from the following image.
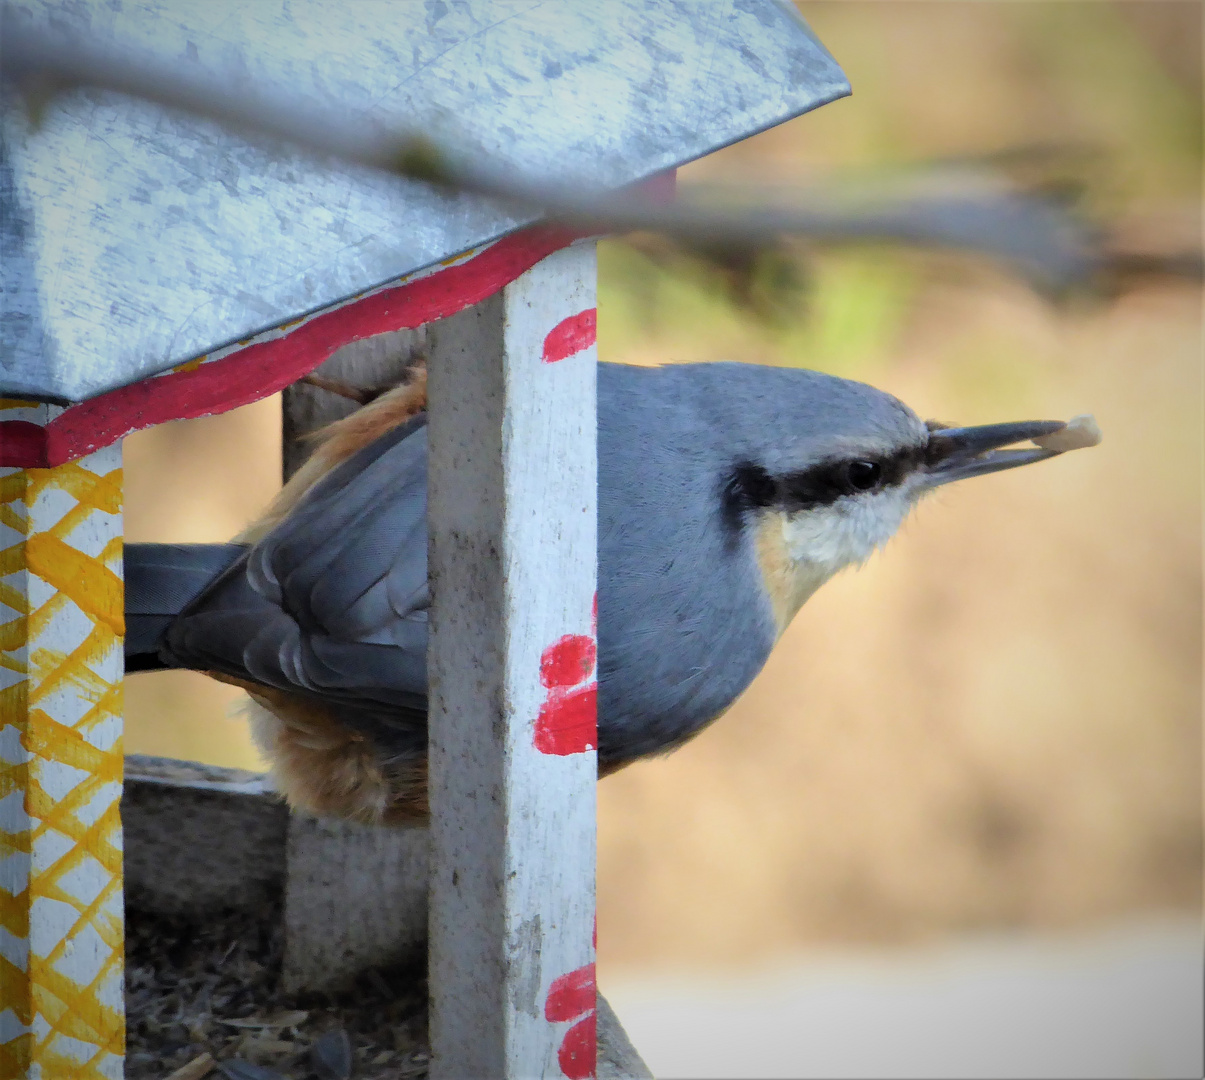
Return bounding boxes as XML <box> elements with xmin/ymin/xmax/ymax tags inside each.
<box><xmin>1</xmin><ymin>421</ymin><xmax>124</xmax><ymax>1080</ymax></box>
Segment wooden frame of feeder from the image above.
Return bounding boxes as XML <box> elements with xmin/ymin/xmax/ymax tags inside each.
<box><xmin>1</xmin><ymin>8</ymin><xmax>849</xmax><ymax>1073</ymax></box>
<box><xmin>0</xmin><ymin>226</ymin><xmax>634</xmax><ymax>1078</ymax></box>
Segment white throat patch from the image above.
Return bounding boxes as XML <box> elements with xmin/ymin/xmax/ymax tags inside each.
<box><xmin>781</xmin><ymin>484</ymin><xmax>917</xmax><ymax>568</ymax></box>
<box><xmin>754</xmin><ymin>482</ymin><xmax>921</xmax><ymax>636</ymax></box>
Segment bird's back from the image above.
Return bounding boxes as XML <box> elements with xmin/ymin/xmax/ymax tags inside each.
<box><xmin>125</xmin><ymin>358</ymin><xmax>1092</xmax><ymax>824</ymax></box>
<box><xmin>127</xmin><ymin>362</ymin><xmax>785</xmax><ymax>818</ymax></box>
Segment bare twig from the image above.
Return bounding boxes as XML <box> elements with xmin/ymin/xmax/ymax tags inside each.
<box><xmin>299</xmin><ymin>375</ymin><xmax>376</xmax><ymax>406</ymax></box>
<box><xmin>11</xmin><ymin>15</ymin><xmax>1197</xmax><ymax>294</ymax></box>
<box><xmin>0</xmin><ymin>11</ymin><xmax>1108</xmax><ymax>290</ymax></box>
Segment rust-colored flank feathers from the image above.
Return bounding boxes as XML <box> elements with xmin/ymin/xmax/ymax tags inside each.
<box><xmin>228</xmin><ymin>364</ymin><xmax>432</xmax><ymax>825</ymax></box>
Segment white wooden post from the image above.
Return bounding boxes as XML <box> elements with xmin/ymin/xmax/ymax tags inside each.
<box><xmin>427</xmin><ymin>241</ymin><xmax>599</xmax><ymax>1079</ymax></box>
<box><xmin>0</xmin><ymin>406</ymin><xmax>125</xmax><ymax>1080</ymax></box>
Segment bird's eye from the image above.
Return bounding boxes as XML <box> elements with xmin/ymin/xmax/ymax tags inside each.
<box><xmin>847</xmin><ymin>460</ymin><xmax>882</xmax><ymax>491</ymax></box>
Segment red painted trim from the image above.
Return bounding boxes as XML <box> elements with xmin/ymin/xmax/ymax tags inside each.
<box><xmin>542</xmin><ymin>309</ymin><xmax>597</xmax><ymax>364</ymax></box>
<box><xmin>6</xmin><ymin>225</ymin><xmax>579</xmax><ymax>468</ymax></box>
<box><xmin>0</xmin><ymin>421</ymin><xmax>50</xmax><ymax>468</ymax></box>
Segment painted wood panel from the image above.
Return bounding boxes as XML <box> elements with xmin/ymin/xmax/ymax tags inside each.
<box><xmin>0</xmin><ymin>410</ymin><xmax>124</xmax><ymax>1079</ymax></box>
<box><xmin>427</xmin><ymin>241</ymin><xmax>599</xmax><ymax>1078</ymax></box>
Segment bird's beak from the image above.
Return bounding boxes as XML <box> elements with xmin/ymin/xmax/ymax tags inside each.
<box><xmin>921</xmin><ymin>416</ymin><xmax>1100</xmax><ymax>488</ymax></box>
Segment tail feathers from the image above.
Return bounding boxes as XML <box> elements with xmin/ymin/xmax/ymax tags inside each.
<box><xmin>124</xmin><ymin>542</ymin><xmax>246</xmax><ymax>670</ymax></box>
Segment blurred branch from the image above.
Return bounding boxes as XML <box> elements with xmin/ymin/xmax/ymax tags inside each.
<box><xmin>2</xmin><ymin>13</ymin><xmax>1199</xmax><ymax>297</ymax></box>
<box><xmin>2</xmin><ymin>13</ymin><xmax>860</xmax><ymax>241</ymax></box>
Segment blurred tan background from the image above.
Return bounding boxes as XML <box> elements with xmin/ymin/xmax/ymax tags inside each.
<box><xmin>125</xmin><ymin>0</ymin><xmax>1201</xmax><ymax>993</ymax></box>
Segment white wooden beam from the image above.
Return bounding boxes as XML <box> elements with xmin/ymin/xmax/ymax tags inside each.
<box><xmin>427</xmin><ymin>241</ymin><xmax>599</xmax><ymax>1078</ymax></box>
<box><xmin>0</xmin><ymin>413</ymin><xmax>125</xmax><ymax>1080</ymax></box>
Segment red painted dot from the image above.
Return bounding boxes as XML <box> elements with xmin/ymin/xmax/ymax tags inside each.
<box><xmin>544</xmin><ymin>961</ymin><xmax>596</xmax><ymax>1022</ymax></box>
<box><xmin>0</xmin><ymin>421</ymin><xmax>49</xmax><ymax>468</ymax></box>
<box><xmin>541</xmin><ymin>634</ymin><xmax>597</xmax><ymax>688</ymax></box>
<box><xmin>557</xmin><ymin>1013</ymin><xmax>598</xmax><ymax>1080</ymax></box>
<box><xmin>542</xmin><ymin>309</ymin><xmax>597</xmax><ymax>363</ymax></box>
<box><xmin>534</xmin><ymin>684</ymin><xmax>597</xmax><ymax>756</ymax></box>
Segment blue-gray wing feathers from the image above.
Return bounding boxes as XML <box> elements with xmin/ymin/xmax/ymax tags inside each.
<box><xmin>159</xmin><ymin>413</ymin><xmax>432</xmax><ymax>746</ymax></box>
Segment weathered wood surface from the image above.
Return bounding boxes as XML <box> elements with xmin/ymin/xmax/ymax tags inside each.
<box><xmin>427</xmin><ymin>241</ymin><xmax>599</xmax><ymax>1078</ymax></box>
<box><xmin>122</xmin><ymin>755</ymin><xmax>285</xmax><ymax>918</ymax></box>
<box><xmin>123</xmin><ymin>755</ymin><xmax>429</xmax><ymax>995</ymax></box>
<box><xmin>0</xmin><ymin>432</ymin><xmax>125</xmax><ymax>1079</ymax></box>
<box><xmin>121</xmin><ymin>756</ymin><xmax>653</xmax><ymax>1077</ymax></box>
<box><xmin>281</xmin><ymin>814</ymin><xmax>429</xmax><ymax>993</ymax></box>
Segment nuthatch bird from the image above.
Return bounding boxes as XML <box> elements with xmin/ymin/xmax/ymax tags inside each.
<box><xmin>125</xmin><ymin>361</ymin><xmax>1099</xmax><ymax>824</ymax></box>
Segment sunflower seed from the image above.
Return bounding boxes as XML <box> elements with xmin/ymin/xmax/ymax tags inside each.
<box><xmin>218</xmin><ymin>1010</ymin><xmax>308</xmax><ymax>1030</ymax></box>
<box><xmin>165</xmin><ymin>1053</ymin><xmax>216</xmax><ymax>1080</ymax></box>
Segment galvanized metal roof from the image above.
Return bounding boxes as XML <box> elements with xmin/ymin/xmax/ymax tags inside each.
<box><xmin>1</xmin><ymin>0</ymin><xmax>848</xmax><ymax>404</ymax></box>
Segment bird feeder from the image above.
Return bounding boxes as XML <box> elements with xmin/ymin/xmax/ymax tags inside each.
<box><xmin>0</xmin><ymin>2</ymin><xmax>848</xmax><ymax>1076</ymax></box>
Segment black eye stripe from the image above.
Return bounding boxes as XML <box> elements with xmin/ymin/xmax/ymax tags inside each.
<box><xmin>779</xmin><ymin>446</ymin><xmax>922</xmax><ymax>511</ymax></box>
<box><xmin>722</xmin><ymin>462</ymin><xmax>771</xmax><ymax>528</ymax></box>
<box><xmin>724</xmin><ymin>446</ymin><xmax>923</xmax><ymax>527</ymax></box>
<box><xmin>721</xmin><ymin>461</ymin><xmax>777</xmax><ymax>540</ymax></box>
